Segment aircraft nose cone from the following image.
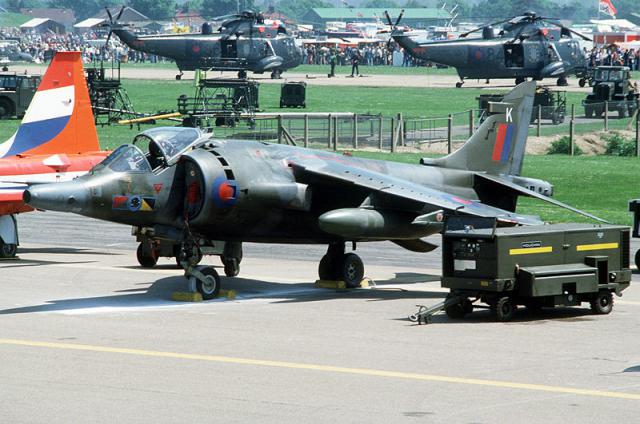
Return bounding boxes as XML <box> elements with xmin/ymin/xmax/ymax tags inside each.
<box><xmin>24</xmin><ymin>180</ymin><xmax>89</xmax><ymax>214</ymax></box>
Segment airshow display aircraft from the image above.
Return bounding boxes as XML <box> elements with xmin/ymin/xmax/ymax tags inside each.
<box><xmin>104</xmin><ymin>8</ymin><xmax>302</xmax><ymax>80</ymax></box>
<box><xmin>388</xmin><ymin>11</ymin><xmax>591</xmax><ymax>87</ymax></box>
<box><xmin>24</xmin><ymin>82</ymin><xmax>603</xmax><ymax>298</ymax></box>
<box><xmin>0</xmin><ymin>51</ymin><xmax>110</xmax><ymax>258</ymax></box>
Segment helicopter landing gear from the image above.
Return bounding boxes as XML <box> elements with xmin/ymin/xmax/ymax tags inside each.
<box><xmin>515</xmin><ymin>77</ymin><xmax>526</xmax><ymax>85</ymax></box>
<box><xmin>456</xmin><ymin>80</ymin><xmax>464</xmax><ymax>88</ymax></box>
<box><xmin>485</xmin><ymin>79</ymin><xmax>490</xmax><ymax>84</ymax></box>
<box><xmin>175</xmin><ymin>71</ymin><xmax>184</xmax><ymax>80</ymax></box>
<box><xmin>556</xmin><ymin>75</ymin><xmax>568</xmax><ymax>86</ymax></box>
<box><xmin>238</xmin><ymin>70</ymin><xmax>247</xmax><ymax>79</ymax></box>
<box><xmin>270</xmin><ymin>69</ymin><xmax>282</xmax><ymax>79</ymax></box>
<box><xmin>578</xmin><ymin>78</ymin><xmax>587</xmax><ymax>88</ymax></box>
<box><xmin>318</xmin><ymin>243</ymin><xmax>365</xmax><ymax>288</ymax></box>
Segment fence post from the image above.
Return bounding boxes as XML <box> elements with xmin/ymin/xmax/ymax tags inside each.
<box><xmin>303</xmin><ymin>114</ymin><xmax>309</xmax><ymax>148</ymax></box>
<box><xmin>333</xmin><ymin>116</ymin><xmax>339</xmax><ymax>151</ymax></box>
<box><xmin>636</xmin><ymin>100</ymin><xmax>640</xmax><ymax>157</ymax></box>
<box><xmin>537</xmin><ymin>105</ymin><xmax>542</xmax><ymax>137</ymax></box>
<box><xmin>604</xmin><ymin>102</ymin><xmax>609</xmax><ymax>131</ymax></box>
<box><xmin>327</xmin><ymin>114</ymin><xmax>332</xmax><ymax>148</ymax></box>
<box><xmin>569</xmin><ymin>104</ymin><xmax>575</xmax><ymax>156</ymax></box>
<box><xmin>469</xmin><ymin>109</ymin><xmax>474</xmax><ymax>137</ymax></box>
<box><xmin>396</xmin><ymin>113</ymin><xmax>403</xmax><ymax>147</ymax></box>
<box><xmin>390</xmin><ymin>117</ymin><xmax>396</xmax><ymax>153</ymax></box>
<box><xmin>353</xmin><ymin>113</ymin><xmax>358</xmax><ymax>149</ymax></box>
<box><xmin>277</xmin><ymin>115</ymin><xmax>283</xmax><ymax>144</ymax></box>
<box><xmin>378</xmin><ymin>116</ymin><xmax>383</xmax><ymax>150</ymax></box>
<box><xmin>447</xmin><ymin>114</ymin><xmax>453</xmax><ymax>154</ymax></box>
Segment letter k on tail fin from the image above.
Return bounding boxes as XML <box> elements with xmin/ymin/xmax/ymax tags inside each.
<box><xmin>420</xmin><ymin>81</ymin><xmax>536</xmax><ymax>176</ymax></box>
<box><xmin>0</xmin><ymin>51</ymin><xmax>99</xmax><ymax>158</ymax></box>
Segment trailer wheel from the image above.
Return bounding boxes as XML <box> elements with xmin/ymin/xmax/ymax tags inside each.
<box><xmin>445</xmin><ymin>303</ymin><xmax>465</xmax><ymax>319</ymax></box>
<box><xmin>590</xmin><ymin>290</ymin><xmax>613</xmax><ymax>315</ymax></box>
<box><xmin>495</xmin><ymin>297</ymin><xmax>516</xmax><ymax>322</ymax></box>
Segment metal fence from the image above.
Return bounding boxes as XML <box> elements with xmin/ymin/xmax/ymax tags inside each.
<box><xmin>203</xmin><ymin>100</ymin><xmax>640</xmax><ymax>156</ymax></box>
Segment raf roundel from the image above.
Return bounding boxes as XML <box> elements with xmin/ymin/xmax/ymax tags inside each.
<box><xmin>212</xmin><ymin>177</ymin><xmax>238</xmax><ymax>208</ymax></box>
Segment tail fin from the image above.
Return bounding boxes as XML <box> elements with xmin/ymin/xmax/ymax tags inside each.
<box><xmin>0</xmin><ymin>51</ymin><xmax>98</xmax><ymax>158</ymax></box>
<box><xmin>421</xmin><ymin>81</ymin><xmax>535</xmax><ymax>176</ymax></box>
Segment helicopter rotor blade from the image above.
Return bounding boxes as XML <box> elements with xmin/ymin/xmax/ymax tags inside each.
<box><xmin>544</xmin><ymin>19</ymin><xmax>592</xmax><ymax>41</ymax></box>
<box><xmin>116</xmin><ymin>5</ymin><xmax>125</xmax><ymax>21</ymax></box>
<box><xmin>383</xmin><ymin>10</ymin><xmax>393</xmax><ymax>27</ymax></box>
<box><xmin>105</xmin><ymin>7</ymin><xmax>113</xmax><ymax>24</ymax></box>
<box><xmin>459</xmin><ymin>16</ymin><xmax>515</xmax><ymax>38</ymax></box>
<box><xmin>394</xmin><ymin>9</ymin><xmax>405</xmax><ymax>27</ymax></box>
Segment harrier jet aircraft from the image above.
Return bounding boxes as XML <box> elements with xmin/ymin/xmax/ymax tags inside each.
<box><xmin>0</xmin><ymin>52</ymin><xmax>109</xmax><ymax>258</ymax></box>
<box><xmin>24</xmin><ymin>82</ymin><xmax>602</xmax><ymax>298</ymax></box>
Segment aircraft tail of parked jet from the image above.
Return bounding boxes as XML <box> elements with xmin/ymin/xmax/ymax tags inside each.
<box><xmin>0</xmin><ymin>51</ymin><xmax>108</xmax><ymax>257</ymax></box>
<box><xmin>0</xmin><ymin>51</ymin><xmax>100</xmax><ymax>158</ymax></box>
<box><xmin>420</xmin><ymin>81</ymin><xmax>535</xmax><ymax>177</ymax></box>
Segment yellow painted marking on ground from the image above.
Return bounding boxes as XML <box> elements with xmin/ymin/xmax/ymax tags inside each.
<box><xmin>509</xmin><ymin>246</ymin><xmax>553</xmax><ymax>256</ymax></box>
<box><xmin>576</xmin><ymin>242</ymin><xmax>619</xmax><ymax>252</ymax></box>
<box><xmin>1</xmin><ymin>338</ymin><xmax>639</xmax><ymax>401</ymax></box>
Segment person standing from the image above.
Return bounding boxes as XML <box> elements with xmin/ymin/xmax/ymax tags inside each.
<box><xmin>350</xmin><ymin>50</ymin><xmax>361</xmax><ymax>77</ymax></box>
<box><xmin>328</xmin><ymin>49</ymin><xmax>337</xmax><ymax>77</ymax></box>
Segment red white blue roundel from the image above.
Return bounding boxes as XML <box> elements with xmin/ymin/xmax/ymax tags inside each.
<box><xmin>212</xmin><ymin>177</ymin><xmax>237</xmax><ymax>208</ymax></box>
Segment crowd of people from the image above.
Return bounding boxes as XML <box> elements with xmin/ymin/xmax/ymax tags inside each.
<box><xmin>588</xmin><ymin>46</ymin><xmax>640</xmax><ymax>70</ymax></box>
<box><xmin>302</xmin><ymin>43</ymin><xmax>422</xmax><ymax>68</ymax></box>
<box><xmin>0</xmin><ymin>29</ymin><xmax>164</xmax><ymax>64</ymax></box>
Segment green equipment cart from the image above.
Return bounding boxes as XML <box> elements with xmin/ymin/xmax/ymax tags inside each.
<box><xmin>410</xmin><ymin>217</ymin><xmax>631</xmax><ymax>323</ymax></box>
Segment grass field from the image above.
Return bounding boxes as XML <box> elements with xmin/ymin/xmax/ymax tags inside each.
<box><xmin>0</xmin><ymin>77</ymin><xmax>637</xmax><ymax>226</ymax></box>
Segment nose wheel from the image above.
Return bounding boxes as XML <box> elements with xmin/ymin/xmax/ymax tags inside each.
<box><xmin>188</xmin><ymin>265</ymin><xmax>221</xmax><ymax>300</ymax></box>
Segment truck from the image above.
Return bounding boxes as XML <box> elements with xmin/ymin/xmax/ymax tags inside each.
<box><xmin>583</xmin><ymin>66</ymin><xmax>639</xmax><ymax>119</ymax></box>
<box><xmin>0</xmin><ymin>72</ymin><xmax>41</xmax><ymax>119</ymax></box>
<box><xmin>410</xmin><ymin>217</ymin><xmax>631</xmax><ymax>323</ymax></box>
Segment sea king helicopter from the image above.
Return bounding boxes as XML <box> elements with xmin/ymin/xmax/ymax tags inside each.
<box><xmin>104</xmin><ymin>8</ymin><xmax>302</xmax><ymax>80</ymax></box>
<box><xmin>387</xmin><ymin>11</ymin><xmax>591</xmax><ymax>87</ymax></box>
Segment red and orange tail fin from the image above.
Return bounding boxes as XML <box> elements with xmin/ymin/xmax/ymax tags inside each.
<box><xmin>0</xmin><ymin>51</ymin><xmax>99</xmax><ymax>158</ymax></box>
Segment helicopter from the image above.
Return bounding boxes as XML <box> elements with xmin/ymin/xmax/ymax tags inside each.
<box><xmin>387</xmin><ymin>11</ymin><xmax>592</xmax><ymax>88</ymax></box>
<box><xmin>104</xmin><ymin>8</ymin><xmax>302</xmax><ymax>80</ymax></box>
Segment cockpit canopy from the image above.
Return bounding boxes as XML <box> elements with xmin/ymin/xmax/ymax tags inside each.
<box><xmin>92</xmin><ymin>127</ymin><xmax>209</xmax><ymax>174</ymax></box>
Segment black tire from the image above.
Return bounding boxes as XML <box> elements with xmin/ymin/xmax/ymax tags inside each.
<box><xmin>0</xmin><ymin>242</ymin><xmax>17</xmax><ymax>258</ymax></box>
<box><xmin>136</xmin><ymin>243</ymin><xmax>157</xmax><ymax>268</ymax></box>
<box><xmin>590</xmin><ymin>290</ymin><xmax>613</xmax><ymax>315</ymax></box>
<box><xmin>0</xmin><ymin>99</ymin><xmax>13</xmax><ymax>119</ymax></box>
<box><xmin>318</xmin><ymin>254</ymin><xmax>336</xmax><ymax>281</ymax></box>
<box><xmin>445</xmin><ymin>303</ymin><xmax>466</xmax><ymax>319</ymax></box>
<box><xmin>495</xmin><ymin>297</ymin><xmax>516</xmax><ymax>322</ymax></box>
<box><xmin>635</xmin><ymin>249</ymin><xmax>640</xmax><ymax>271</ymax></box>
<box><xmin>195</xmin><ymin>267</ymin><xmax>221</xmax><ymax>300</ymax></box>
<box><xmin>222</xmin><ymin>258</ymin><xmax>240</xmax><ymax>277</ymax></box>
<box><xmin>339</xmin><ymin>253</ymin><xmax>364</xmax><ymax>288</ymax></box>
<box><xmin>585</xmin><ymin>107</ymin><xmax>593</xmax><ymax>118</ymax></box>
<box><xmin>462</xmin><ymin>298</ymin><xmax>474</xmax><ymax>314</ymax></box>
<box><xmin>175</xmin><ymin>74</ymin><xmax>182</xmax><ymax>80</ymax></box>
<box><xmin>238</xmin><ymin>70</ymin><xmax>247</xmax><ymax>79</ymax></box>
<box><xmin>515</xmin><ymin>77</ymin><xmax>525</xmax><ymax>85</ymax></box>
<box><xmin>455</xmin><ymin>82</ymin><xmax>463</xmax><ymax>88</ymax></box>
<box><xmin>579</xmin><ymin>78</ymin><xmax>586</xmax><ymax>88</ymax></box>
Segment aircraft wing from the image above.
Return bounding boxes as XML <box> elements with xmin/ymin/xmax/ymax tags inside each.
<box><xmin>475</xmin><ymin>173</ymin><xmax>607</xmax><ymax>223</ymax></box>
<box><xmin>290</xmin><ymin>161</ymin><xmax>541</xmax><ymax>226</ymax></box>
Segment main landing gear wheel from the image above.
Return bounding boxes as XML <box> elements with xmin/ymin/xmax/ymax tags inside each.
<box><xmin>495</xmin><ymin>296</ymin><xmax>516</xmax><ymax>322</ymax></box>
<box><xmin>238</xmin><ymin>70</ymin><xmax>247</xmax><ymax>79</ymax></box>
<box><xmin>590</xmin><ymin>290</ymin><xmax>613</xmax><ymax>314</ymax></box>
<box><xmin>455</xmin><ymin>81</ymin><xmax>464</xmax><ymax>88</ymax></box>
<box><xmin>190</xmin><ymin>266</ymin><xmax>221</xmax><ymax>300</ymax></box>
<box><xmin>557</xmin><ymin>76</ymin><xmax>568</xmax><ymax>86</ymax></box>
<box><xmin>222</xmin><ymin>258</ymin><xmax>240</xmax><ymax>277</ymax></box>
<box><xmin>318</xmin><ymin>244</ymin><xmax>364</xmax><ymax>288</ymax></box>
<box><xmin>270</xmin><ymin>69</ymin><xmax>282</xmax><ymax>79</ymax></box>
<box><xmin>136</xmin><ymin>243</ymin><xmax>158</xmax><ymax>268</ymax></box>
<box><xmin>578</xmin><ymin>78</ymin><xmax>586</xmax><ymax>88</ymax></box>
<box><xmin>0</xmin><ymin>242</ymin><xmax>17</xmax><ymax>258</ymax></box>
<box><xmin>634</xmin><ymin>249</ymin><xmax>640</xmax><ymax>271</ymax></box>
